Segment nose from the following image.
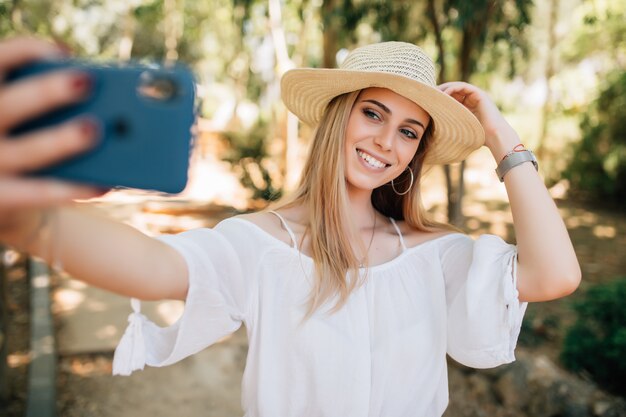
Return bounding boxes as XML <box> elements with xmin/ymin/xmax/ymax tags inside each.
<box><xmin>373</xmin><ymin>126</ymin><xmax>394</xmax><ymax>151</ymax></box>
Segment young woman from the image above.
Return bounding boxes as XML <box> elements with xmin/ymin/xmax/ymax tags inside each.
<box><xmin>0</xmin><ymin>38</ymin><xmax>580</xmax><ymax>416</ymax></box>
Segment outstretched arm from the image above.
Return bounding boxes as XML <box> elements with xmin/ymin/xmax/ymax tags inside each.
<box><xmin>439</xmin><ymin>81</ymin><xmax>581</xmax><ymax>302</ymax></box>
<box><xmin>2</xmin><ymin>207</ymin><xmax>189</xmax><ymax>301</ymax></box>
<box><xmin>0</xmin><ymin>37</ymin><xmax>188</xmax><ymax>301</ymax></box>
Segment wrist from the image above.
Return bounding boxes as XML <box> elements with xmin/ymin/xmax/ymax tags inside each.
<box><xmin>495</xmin><ymin>148</ymin><xmax>538</xmax><ymax>182</ymax></box>
<box><xmin>485</xmin><ymin>125</ymin><xmax>522</xmax><ymax>162</ymax></box>
<box><xmin>0</xmin><ymin>210</ymin><xmax>45</xmax><ymax>251</ymax></box>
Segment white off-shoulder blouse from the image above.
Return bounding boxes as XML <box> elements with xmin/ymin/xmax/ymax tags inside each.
<box><xmin>112</xmin><ymin>215</ymin><xmax>527</xmax><ymax>417</ymax></box>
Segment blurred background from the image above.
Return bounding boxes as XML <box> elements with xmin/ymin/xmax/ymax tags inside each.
<box><xmin>1</xmin><ymin>0</ymin><xmax>625</xmax><ymax>416</ymax></box>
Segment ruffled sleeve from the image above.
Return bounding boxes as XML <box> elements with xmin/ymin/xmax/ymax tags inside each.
<box><xmin>113</xmin><ymin>221</ymin><xmax>255</xmax><ymax>376</ymax></box>
<box><xmin>441</xmin><ymin>234</ymin><xmax>528</xmax><ymax>369</ymax></box>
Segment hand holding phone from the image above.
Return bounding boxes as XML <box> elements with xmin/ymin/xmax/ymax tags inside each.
<box><xmin>0</xmin><ymin>37</ymin><xmax>106</xmax><ymax>215</ymax></box>
<box><xmin>6</xmin><ymin>58</ymin><xmax>197</xmax><ymax>194</ymax></box>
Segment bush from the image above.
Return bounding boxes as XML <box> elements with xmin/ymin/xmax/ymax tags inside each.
<box><xmin>222</xmin><ymin>119</ymin><xmax>283</xmax><ymax>203</ymax></box>
<box><xmin>519</xmin><ymin>311</ymin><xmax>560</xmax><ymax>347</ymax></box>
<box><xmin>563</xmin><ymin>71</ymin><xmax>626</xmax><ymax>208</ymax></box>
<box><xmin>561</xmin><ymin>277</ymin><xmax>626</xmax><ymax>395</ymax></box>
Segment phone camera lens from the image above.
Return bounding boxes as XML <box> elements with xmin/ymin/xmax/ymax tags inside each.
<box><xmin>138</xmin><ymin>71</ymin><xmax>178</xmax><ymax>102</ymax></box>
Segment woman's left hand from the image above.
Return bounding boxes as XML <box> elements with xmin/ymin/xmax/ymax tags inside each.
<box><xmin>438</xmin><ymin>81</ymin><xmax>520</xmax><ymax>161</ymax></box>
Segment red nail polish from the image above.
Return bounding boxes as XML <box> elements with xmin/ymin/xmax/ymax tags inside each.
<box><xmin>72</xmin><ymin>73</ymin><xmax>92</xmax><ymax>94</ymax></box>
<box><xmin>80</xmin><ymin>119</ymin><xmax>100</xmax><ymax>141</ymax></box>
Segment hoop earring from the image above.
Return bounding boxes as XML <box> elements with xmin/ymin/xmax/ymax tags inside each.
<box><xmin>391</xmin><ymin>167</ymin><xmax>414</xmax><ymax>196</ymax></box>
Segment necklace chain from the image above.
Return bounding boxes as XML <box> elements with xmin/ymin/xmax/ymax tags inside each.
<box><xmin>359</xmin><ymin>209</ymin><xmax>377</xmax><ymax>268</ymax></box>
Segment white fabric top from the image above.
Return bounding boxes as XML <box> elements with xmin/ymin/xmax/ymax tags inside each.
<box><xmin>112</xmin><ymin>216</ymin><xmax>527</xmax><ymax>417</ymax></box>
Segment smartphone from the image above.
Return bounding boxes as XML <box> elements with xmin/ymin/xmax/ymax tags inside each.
<box><xmin>7</xmin><ymin>60</ymin><xmax>196</xmax><ymax>194</ymax></box>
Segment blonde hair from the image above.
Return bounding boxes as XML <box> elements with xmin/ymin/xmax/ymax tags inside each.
<box><xmin>272</xmin><ymin>90</ymin><xmax>452</xmax><ymax>318</ymax></box>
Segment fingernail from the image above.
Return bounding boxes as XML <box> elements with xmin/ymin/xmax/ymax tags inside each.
<box><xmin>80</xmin><ymin>118</ymin><xmax>101</xmax><ymax>143</ymax></box>
<box><xmin>71</xmin><ymin>73</ymin><xmax>92</xmax><ymax>95</ymax></box>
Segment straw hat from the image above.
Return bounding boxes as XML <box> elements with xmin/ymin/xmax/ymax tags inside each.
<box><xmin>280</xmin><ymin>41</ymin><xmax>485</xmax><ymax>165</ymax></box>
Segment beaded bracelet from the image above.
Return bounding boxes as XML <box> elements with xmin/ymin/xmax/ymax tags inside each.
<box><xmin>500</xmin><ymin>144</ymin><xmax>527</xmax><ymax>160</ymax></box>
<box><xmin>495</xmin><ymin>144</ymin><xmax>538</xmax><ymax>182</ymax></box>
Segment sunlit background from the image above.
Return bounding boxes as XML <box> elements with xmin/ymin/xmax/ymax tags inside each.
<box><xmin>1</xmin><ymin>0</ymin><xmax>625</xmax><ymax>416</ymax></box>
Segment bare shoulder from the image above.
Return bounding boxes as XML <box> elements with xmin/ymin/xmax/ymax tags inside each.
<box><xmin>395</xmin><ymin>220</ymin><xmax>462</xmax><ymax>248</ymax></box>
<box><xmin>234</xmin><ymin>209</ymin><xmax>301</xmax><ymax>246</ymax></box>
<box><xmin>236</xmin><ymin>211</ymin><xmax>278</xmax><ymax>229</ymax></box>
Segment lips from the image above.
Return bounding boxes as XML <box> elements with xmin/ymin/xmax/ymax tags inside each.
<box><xmin>356</xmin><ymin>148</ymin><xmax>391</xmax><ymax>169</ymax></box>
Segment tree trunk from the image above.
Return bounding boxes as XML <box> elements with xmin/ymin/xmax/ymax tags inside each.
<box><xmin>444</xmin><ymin>164</ymin><xmax>453</xmax><ymax>219</ymax></box>
<box><xmin>445</xmin><ymin>25</ymin><xmax>477</xmax><ymax>226</ymax></box>
<box><xmin>164</xmin><ymin>0</ymin><xmax>183</xmax><ymax>62</ymax></box>
<box><xmin>118</xmin><ymin>8</ymin><xmax>135</xmax><ymax>61</ymax></box>
<box><xmin>426</xmin><ymin>0</ymin><xmax>446</xmax><ymax>83</ymax></box>
<box><xmin>10</xmin><ymin>0</ymin><xmax>24</xmax><ymax>31</ymax></box>
<box><xmin>322</xmin><ymin>0</ymin><xmax>339</xmax><ymax>68</ymax></box>
<box><xmin>426</xmin><ymin>0</ymin><xmax>463</xmax><ymax>225</ymax></box>
<box><xmin>536</xmin><ymin>0</ymin><xmax>560</xmax><ymax>161</ymax></box>
<box><xmin>268</xmin><ymin>0</ymin><xmax>292</xmax><ymax>74</ymax></box>
<box><xmin>0</xmin><ymin>247</ymin><xmax>8</xmax><ymax>404</ymax></box>
<box><xmin>268</xmin><ymin>0</ymin><xmax>301</xmax><ymax>190</ymax></box>
<box><xmin>444</xmin><ymin>162</ymin><xmax>465</xmax><ymax>225</ymax></box>
<box><xmin>446</xmin><ymin>0</ymin><xmax>494</xmax><ymax>226</ymax></box>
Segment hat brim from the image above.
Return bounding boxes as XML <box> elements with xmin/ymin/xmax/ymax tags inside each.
<box><xmin>281</xmin><ymin>68</ymin><xmax>485</xmax><ymax>165</ymax></box>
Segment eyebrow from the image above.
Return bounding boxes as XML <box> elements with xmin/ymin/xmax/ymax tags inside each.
<box><xmin>362</xmin><ymin>99</ymin><xmax>426</xmax><ymax>130</ymax></box>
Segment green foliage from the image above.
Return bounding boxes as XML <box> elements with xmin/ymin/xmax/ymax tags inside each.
<box><xmin>519</xmin><ymin>311</ymin><xmax>560</xmax><ymax>347</ymax></box>
<box><xmin>445</xmin><ymin>0</ymin><xmax>532</xmax><ymax>80</ymax></box>
<box><xmin>563</xmin><ymin>71</ymin><xmax>626</xmax><ymax>208</ymax></box>
<box><xmin>221</xmin><ymin>120</ymin><xmax>282</xmax><ymax>202</ymax></box>
<box><xmin>357</xmin><ymin>0</ymin><xmax>417</xmax><ymax>43</ymax></box>
<box><xmin>0</xmin><ymin>3</ymin><xmax>11</xmax><ymax>36</ymax></box>
<box><xmin>130</xmin><ymin>1</ymin><xmax>167</xmax><ymax>60</ymax></box>
<box><xmin>561</xmin><ymin>277</ymin><xmax>626</xmax><ymax>395</ymax></box>
<box><xmin>562</xmin><ymin>0</ymin><xmax>626</xmax><ymax>67</ymax></box>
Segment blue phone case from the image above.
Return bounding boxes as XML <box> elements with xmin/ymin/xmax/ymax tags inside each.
<box><xmin>8</xmin><ymin>60</ymin><xmax>196</xmax><ymax>194</ymax></box>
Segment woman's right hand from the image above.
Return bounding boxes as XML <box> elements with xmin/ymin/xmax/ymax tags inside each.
<box><xmin>0</xmin><ymin>37</ymin><xmax>104</xmax><ymax>234</ymax></box>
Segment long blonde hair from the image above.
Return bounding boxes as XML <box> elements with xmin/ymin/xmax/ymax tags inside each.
<box><xmin>272</xmin><ymin>90</ymin><xmax>450</xmax><ymax>318</ymax></box>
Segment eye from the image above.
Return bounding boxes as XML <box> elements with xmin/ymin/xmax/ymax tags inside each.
<box><xmin>400</xmin><ymin>128</ymin><xmax>418</xmax><ymax>140</ymax></box>
<box><xmin>362</xmin><ymin>108</ymin><xmax>381</xmax><ymax>121</ymax></box>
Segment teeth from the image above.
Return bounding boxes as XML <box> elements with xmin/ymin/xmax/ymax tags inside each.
<box><xmin>357</xmin><ymin>150</ymin><xmax>387</xmax><ymax>169</ymax></box>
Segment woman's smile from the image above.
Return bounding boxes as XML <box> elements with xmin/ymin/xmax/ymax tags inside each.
<box><xmin>344</xmin><ymin>87</ymin><xmax>431</xmax><ymax>193</ymax></box>
<box><xmin>356</xmin><ymin>148</ymin><xmax>391</xmax><ymax>170</ymax></box>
